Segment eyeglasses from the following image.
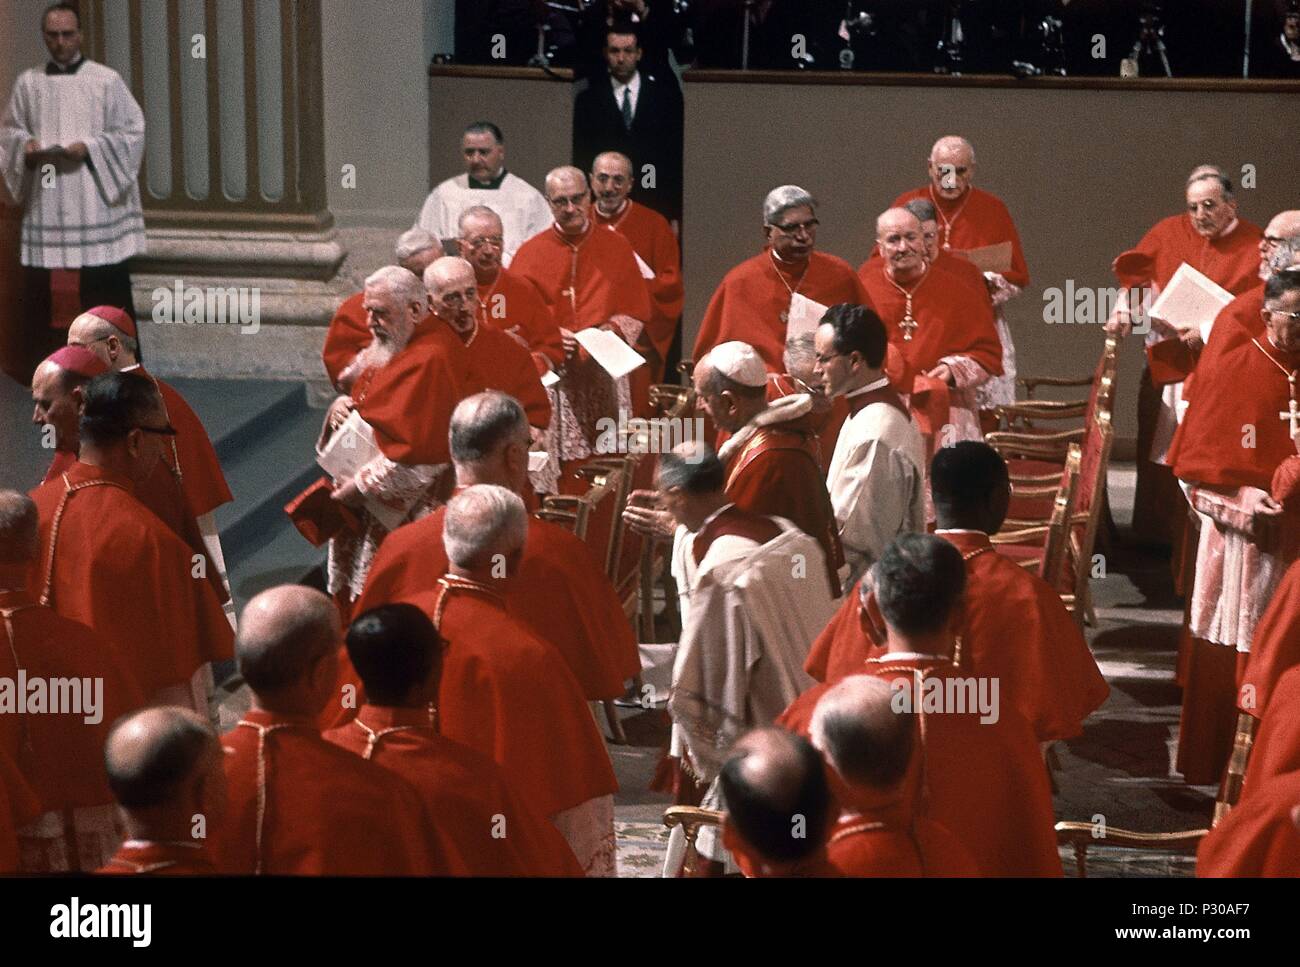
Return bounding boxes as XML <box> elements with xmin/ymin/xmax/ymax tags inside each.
<box><xmin>814</xmin><ymin>350</ymin><xmax>843</xmax><ymax>366</ymax></box>
<box><xmin>1263</xmin><ymin>306</ymin><xmax>1300</xmax><ymax>321</ymax></box>
<box><xmin>771</xmin><ymin>218</ymin><xmax>819</xmax><ymax>236</ymax></box>
<box><xmin>462</xmin><ymin>235</ymin><xmax>503</xmax><ymax>250</ymax></box>
<box><xmin>136</xmin><ymin>423</ymin><xmax>177</xmax><ymax>436</ymax></box>
<box><xmin>439</xmin><ymin>290</ymin><xmax>477</xmax><ymax>305</ymax></box>
<box><xmin>68</xmin><ymin>335</ymin><xmax>111</xmax><ymax>348</ymax></box>
<box><xmin>547</xmin><ymin>192</ymin><xmax>589</xmax><ymax>209</ymax></box>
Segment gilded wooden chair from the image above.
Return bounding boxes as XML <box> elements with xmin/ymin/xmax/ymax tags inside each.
<box><xmin>539</xmin><ymin>464</ymin><xmax>630</xmax><ymax>744</ymax></box>
<box><xmin>991</xmin><ymin>444</ymin><xmax>1082</xmax><ymax>591</ymax></box>
<box><xmin>662</xmin><ymin>805</ymin><xmax>725</xmax><ymax>878</ymax></box>
<box><xmin>1215</xmin><ymin>713</ymin><xmax>1260</xmax><ymax>824</ymax></box>
<box><xmin>991</xmin><ymin>412</ymin><xmax>1114</xmax><ymax>627</ymax></box>
<box><xmin>995</xmin><ymin>335</ymin><xmax>1119</xmax><ymax>436</ymax></box>
<box><xmin>1054</xmin><ymin>822</ymin><xmax>1208</xmax><ymax>878</ymax></box>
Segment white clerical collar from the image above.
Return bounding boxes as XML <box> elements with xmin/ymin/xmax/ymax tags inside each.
<box><xmin>1214</xmin><ymin>217</ymin><xmax>1240</xmax><ymax>241</ymax></box>
<box><xmin>934</xmin><ymin>528</ymin><xmax>989</xmax><ymax>536</ymax></box>
<box><xmin>844</xmin><ymin>375</ymin><xmax>891</xmax><ymax>399</ymax></box>
<box><xmin>879</xmin><ymin>651</ymin><xmax>947</xmax><ymax>662</ymax></box>
<box><xmin>122</xmin><ymin>363</ymin><xmax>141</xmax><ymax>373</ymax></box>
<box><xmin>697</xmin><ymin>502</ymin><xmax>735</xmax><ymax>533</ymax></box>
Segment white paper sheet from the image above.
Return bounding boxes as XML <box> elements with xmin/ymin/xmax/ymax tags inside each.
<box><xmin>528</xmin><ymin>451</ymin><xmax>550</xmax><ymax>473</ymax></box>
<box><xmin>541</xmin><ymin>368</ymin><xmax>561</xmax><ymax>388</ymax></box>
<box><xmin>1148</xmin><ymin>262</ymin><xmax>1235</xmax><ymax>342</ymax></box>
<box><xmin>574</xmin><ymin>327</ymin><xmax>646</xmax><ymax>379</ymax></box>
<box><xmin>317</xmin><ymin>409</ymin><xmax>380</xmax><ymax>480</ymax></box>
<box><xmin>786</xmin><ymin>292</ymin><xmax>829</xmax><ymax>342</ymax></box>
<box><xmin>633</xmin><ymin>251</ymin><xmax>657</xmax><ymax>280</ymax></box>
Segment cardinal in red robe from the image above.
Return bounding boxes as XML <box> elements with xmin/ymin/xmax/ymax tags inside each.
<box><xmin>860</xmin><ymin>208</ymin><xmax>1003</xmax><ymax>448</ymax></box>
<box><xmin>1242</xmin><ymin>665</ymin><xmax>1300</xmax><ymax>794</ymax></box>
<box><xmin>809</xmin><ymin>675</ymin><xmax>979</xmax><ymax>876</ymax></box>
<box><xmin>592</xmin><ymin>152</ymin><xmax>683</xmax><ymax>380</ymax></box>
<box><xmin>1196</xmin><ymin>769</ymin><xmax>1300</xmax><ymax>876</ymax></box>
<box><xmin>0</xmin><ymin>489</ymin><xmax>145</xmax><ymax>872</ymax></box>
<box><xmin>1168</xmin><ymin>268</ymin><xmax>1300</xmax><ymax>785</ymax></box>
<box><xmin>391</xmin><ymin>485</ymin><xmax>619</xmax><ymax>873</ymax></box>
<box><xmin>892</xmin><ymin>137</ymin><xmax>1028</xmax><ymax>419</ymax></box>
<box><xmin>97</xmin><ymin>707</ymin><xmax>227</xmax><ymax>875</ymax></box>
<box><xmin>1108</xmin><ymin>173</ymin><xmax>1267</xmax><ymax>549</ymax></box>
<box><xmin>322</xmin><ymin>229</ymin><xmax>445</xmax><ymax>391</ymax></box>
<box><xmin>67</xmin><ymin>306</ymin><xmax>234</xmax><ymax>608</ymax></box>
<box><xmin>693</xmin><ymin>185</ymin><xmax>873</xmax><ymax>374</ymax></box>
<box><xmin>1238</xmin><ymin>556</ymin><xmax>1300</xmax><ymax>722</ymax></box>
<box><xmin>322</xmin><ymin>602</ymin><xmax>583</xmax><ymax>876</ymax></box>
<box><xmin>219</xmin><ymin>586</ymin><xmax>441</xmax><ymax>875</ymax></box>
<box><xmin>510</xmin><ymin>167</ymin><xmax>654</xmax><ymax>491</ymax></box>
<box><xmin>782</xmin><ymin>535</ymin><xmax>1062</xmax><ymax>877</ymax></box>
<box><xmin>28</xmin><ymin>373</ymin><xmax>234</xmax><ymax>709</ymax></box>
<box><xmin>31</xmin><ymin>346</ymin><xmax>109</xmax><ymax>484</ymax></box>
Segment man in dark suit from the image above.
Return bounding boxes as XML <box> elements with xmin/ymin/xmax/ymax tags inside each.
<box><xmin>572</xmin><ymin>21</ymin><xmax>683</xmax><ymax>226</ymax></box>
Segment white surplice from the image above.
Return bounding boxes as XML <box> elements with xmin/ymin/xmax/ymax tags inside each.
<box><xmin>0</xmin><ymin>60</ymin><xmax>146</xmax><ymax>268</ymax></box>
<box><xmin>826</xmin><ymin>380</ymin><xmax>928</xmax><ymax>588</ymax></box>
<box><xmin>413</xmin><ymin>171</ymin><xmax>551</xmax><ymax>267</ymax></box>
<box><xmin>664</xmin><ymin>513</ymin><xmax>837</xmax><ymax>866</ymax></box>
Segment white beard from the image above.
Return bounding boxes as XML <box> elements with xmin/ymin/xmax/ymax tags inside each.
<box><xmin>341</xmin><ymin>335</ymin><xmax>402</xmax><ymax>388</ymax></box>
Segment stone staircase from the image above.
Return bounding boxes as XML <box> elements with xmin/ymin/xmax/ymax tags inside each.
<box><xmin>0</xmin><ymin>374</ymin><xmax>327</xmax><ymax>616</ymax></box>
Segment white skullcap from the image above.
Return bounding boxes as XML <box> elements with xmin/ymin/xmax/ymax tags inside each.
<box><xmin>707</xmin><ymin>341</ymin><xmax>767</xmax><ymax>388</ymax></box>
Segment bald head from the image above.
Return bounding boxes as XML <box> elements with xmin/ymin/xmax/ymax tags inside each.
<box><xmin>876</xmin><ymin>208</ymin><xmax>926</xmax><ymax>278</ymax></box>
<box><xmin>236</xmin><ymin>585</ymin><xmax>339</xmax><ymax>698</ymax></box>
<box><xmin>424</xmin><ymin>256</ymin><xmax>478</xmax><ymax>332</ymax></box>
<box><xmin>104</xmin><ymin>706</ymin><xmax>219</xmax><ymax>808</ymax></box>
<box><xmin>811</xmin><ymin>675</ymin><xmax>915</xmax><ymax>793</ymax></box>
<box><xmin>443</xmin><ymin>484</ymin><xmax>527</xmax><ymax>571</ymax></box>
<box><xmin>928</xmin><ymin>136</ymin><xmax>975</xmax><ymax>201</ymax></box>
<box><xmin>0</xmin><ymin>490</ymin><xmax>38</xmax><ymax>567</ymax></box>
<box><xmin>592</xmin><ymin>152</ymin><xmax>634</xmax><ymax>215</ymax></box>
<box><xmin>1263</xmin><ymin>210</ymin><xmax>1300</xmax><ymax>277</ymax></box>
<box><xmin>718</xmin><ymin>727</ymin><xmax>832</xmax><ymax>866</ymax></box>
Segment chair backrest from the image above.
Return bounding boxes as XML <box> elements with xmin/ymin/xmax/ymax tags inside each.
<box><xmin>1069</xmin><ymin>410</ymin><xmax>1114</xmax><ymax>604</ymax></box>
<box><xmin>662</xmin><ymin>805</ymin><xmax>725</xmax><ymax>878</ymax></box>
<box><xmin>1040</xmin><ymin>445</ymin><xmax>1083</xmax><ymax>590</ymax></box>
<box><xmin>1213</xmin><ymin>713</ymin><xmax>1261</xmax><ymax>826</ymax></box>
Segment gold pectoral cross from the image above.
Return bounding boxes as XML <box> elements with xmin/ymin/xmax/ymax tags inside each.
<box><xmin>1281</xmin><ymin>380</ymin><xmax>1300</xmax><ymax>439</ymax></box>
<box><xmin>900</xmin><ymin>294</ymin><xmax>917</xmax><ymax>341</ymax></box>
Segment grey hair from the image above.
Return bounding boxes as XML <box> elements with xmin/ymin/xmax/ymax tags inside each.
<box><xmin>783</xmin><ymin>331</ymin><xmax>817</xmax><ymax>376</ymax></box>
<box><xmin>450</xmin><ymin>391</ymin><xmax>527</xmax><ymax>463</ymax></box>
<box><xmin>658</xmin><ymin>442</ymin><xmax>725</xmax><ymax>494</ymax></box>
<box><xmin>457</xmin><ymin>205</ymin><xmax>502</xmax><ymax>235</ymax></box>
<box><xmin>763</xmin><ymin>185</ymin><xmax>816</xmax><ymax>226</ymax></box>
<box><xmin>394</xmin><ymin>227</ymin><xmax>439</xmax><ymax>262</ymax></box>
<box><xmin>442</xmin><ymin>484</ymin><xmax>527</xmax><ymax>569</ymax></box>
<box><xmin>1186</xmin><ymin>165</ymin><xmax>1234</xmax><ymax>201</ymax></box>
<box><xmin>902</xmin><ymin>198</ymin><xmax>937</xmax><ymax>223</ymax></box>
<box><xmin>364</xmin><ymin>265</ymin><xmax>426</xmax><ymax>311</ymax></box>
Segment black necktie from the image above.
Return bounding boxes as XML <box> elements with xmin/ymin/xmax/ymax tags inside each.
<box><xmin>621</xmin><ymin>88</ymin><xmax>633</xmax><ymax>130</ymax></box>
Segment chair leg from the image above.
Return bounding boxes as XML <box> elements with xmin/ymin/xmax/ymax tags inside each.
<box><xmin>603</xmin><ymin>699</ymin><xmax>628</xmax><ymax>745</ymax></box>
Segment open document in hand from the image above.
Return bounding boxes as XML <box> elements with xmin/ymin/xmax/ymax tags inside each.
<box><xmin>574</xmin><ymin>326</ymin><xmax>646</xmax><ymax>379</ymax></box>
<box><xmin>1149</xmin><ymin>262</ymin><xmax>1235</xmax><ymax>342</ymax></box>
<box><xmin>316</xmin><ymin>410</ymin><xmax>405</xmax><ymax>530</ymax></box>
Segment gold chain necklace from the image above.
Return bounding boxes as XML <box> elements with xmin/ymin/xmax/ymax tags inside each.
<box><xmin>928</xmin><ymin>185</ymin><xmax>972</xmax><ymax>250</ymax></box>
<box><xmin>769</xmin><ymin>249</ymin><xmax>809</xmax><ymax>324</ymax></box>
<box><xmin>885</xmin><ymin>264</ymin><xmax>929</xmax><ymax>341</ymax></box>
<box><xmin>1251</xmin><ymin>337</ymin><xmax>1300</xmax><ymax>438</ymax></box>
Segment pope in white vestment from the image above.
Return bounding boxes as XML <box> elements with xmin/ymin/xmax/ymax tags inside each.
<box><xmin>663</xmin><ymin>504</ymin><xmax>837</xmax><ymax>870</ymax></box>
<box><xmin>826</xmin><ymin>376</ymin><xmax>928</xmax><ymax>587</ymax></box>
